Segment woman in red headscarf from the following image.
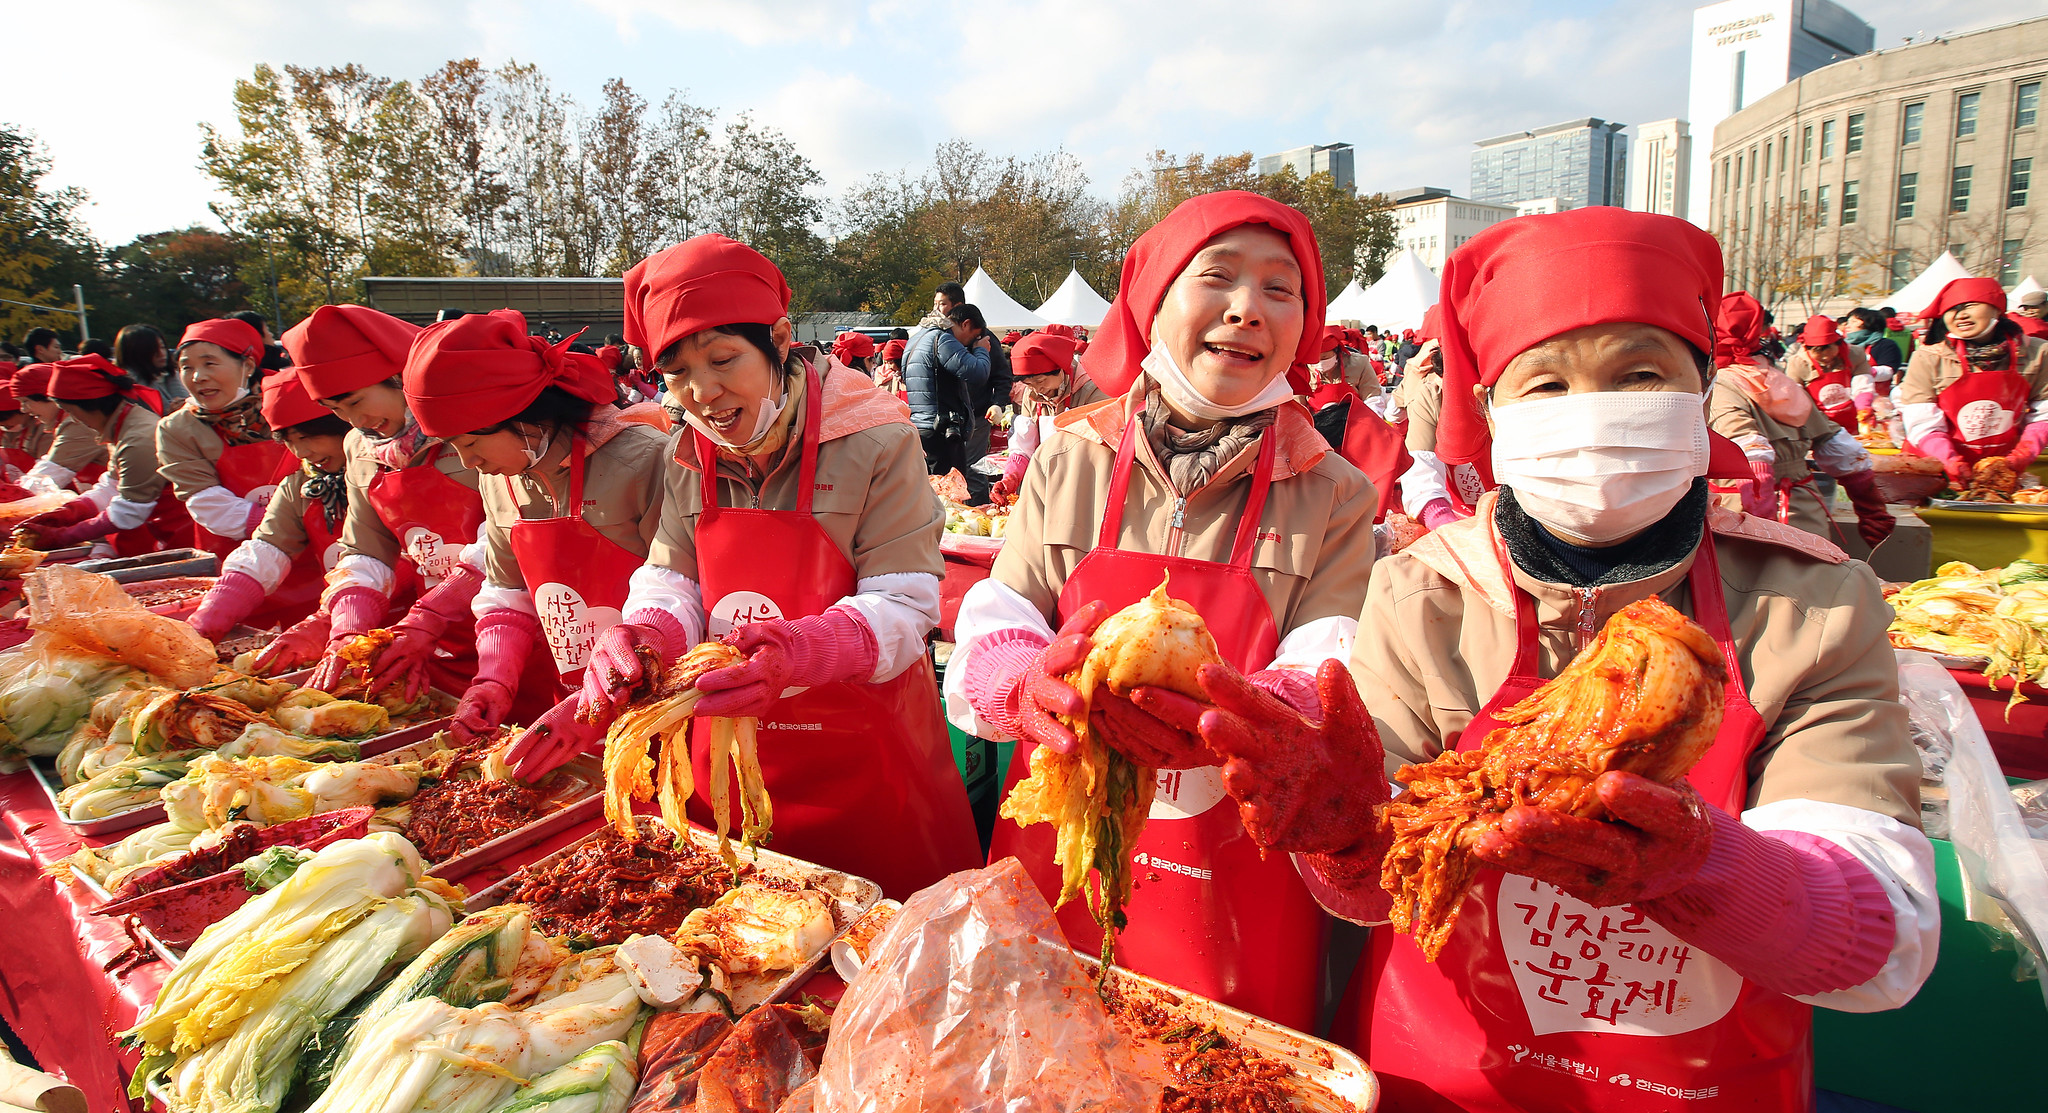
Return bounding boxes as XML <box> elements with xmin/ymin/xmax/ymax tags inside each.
<box><xmin>373</xmin><ymin>309</ymin><xmax>670</xmax><ymax>740</ymax></box>
<box><xmin>153</xmin><ymin>318</ymin><xmax>291</xmax><ymax>561</ymax></box>
<box><xmin>17</xmin><ymin>356</ymin><xmax>189</xmax><ymax>553</ymax></box>
<box><xmin>187</xmin><ymin>369</ymin><xmax>356</xmax><ymax>641</ymax></box>
<box><xmin>1897</xmin><ymin>276</ymin><xmax>2048</xmax><ymax>486</ymax></box>
<box><xmin>11</xmin><ymin>362</ymin><xmax>100</xmax><ymax>494</ymax></box>
<box><xmin>947</xmin><ymin>192</ymin><xmax>1381</xmax><ymax>1031</ymax></box>
<box><xmin>1193</xmin><ymin>209</ymin><xmax>1934</xmax><ymax>1111</ymax></box>
<box><xmin>984</xmin><ymin>328</ymin><xmax>1097</xmax><ymax>505</ymax></box>
<box><xmin>871</xmin><ymin>338</ymin><xmax>908</xmax><ymax>397</ymax></box>
<box><xmin>1782</xmin><ymin>314</ymin><xmax>1876</xmax><ymax>435</ymax></box>
<box><xmin>503</xmin><ymin>234</ymin><xmax>980</xmax><ymax>900</ymax></box>
<box><xmin>829</xmin><ymin>329</ymin><xmax>877</xmax><ymax>374</ymax></box>
<box><xmin>0</xmin><ymin>376</ymin><xmax>51</xmax><ymax>481</ymax></box>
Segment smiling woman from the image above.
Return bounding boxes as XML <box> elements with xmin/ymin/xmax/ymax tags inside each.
<box><xmin>946</xmin><ymin>191</ymin><xmax>1382</xmax><ymax>1033</ymax></box>
<box><xmin>154</xmin><ymin>317</ymin><xmax>287</xmax><ymax>561</ymax></box>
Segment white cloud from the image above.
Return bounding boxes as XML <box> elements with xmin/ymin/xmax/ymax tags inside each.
<box><xmin>755</xmin><ymin>70</ymin><xmax>928</xmax><ymax>187</ymax></box>
<box><xmin>580</xmin><ymin>0</ymin><xmax>857</xmax><ymax>47</ymax></box>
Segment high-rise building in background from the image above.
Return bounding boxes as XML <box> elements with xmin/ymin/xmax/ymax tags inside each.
<box><xmin>1632</xmin><ymin>119</ymin><xmax>1695</xmax><ymax>216</ymax></box>
<box><xmin>1470</xmin><ymin>119</ymin><xmax>1629</xmax><ymax>211</ymax></box>
<box><xmin>1257</xmin><ymin>143</ymin><xmax>1356</xmax><ymax>192</ymax></box>
<box><xmin>1688</xmin><ymin>0</ymin><xmax>1874</xmax><ymax>225</ymax></box>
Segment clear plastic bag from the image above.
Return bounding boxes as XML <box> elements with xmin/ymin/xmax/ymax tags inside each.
<box><xmin>806</xmin><ymin>859</ymin><xmax>1162</xmax><ymax>1113</ymax></box>
<box><xmin>1898</xmin><ymin>650</ymin><xmax>2048</xmax><ymax>1008</ymax></box>
<box><xmin>25</xmin><ymin>564</ymin><xmax>216</xmax><ymax>687</ymax></box>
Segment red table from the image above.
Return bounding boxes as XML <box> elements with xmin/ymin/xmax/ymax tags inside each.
<box><xmin>1948</xmin><ymin>668</ymin><xmax>2048</xmax><ymax>781</ymax></box>
<box><xmin>937</xmin><ymin>550</ymin><xmax>996</xmax><ymax>642</ymax></box>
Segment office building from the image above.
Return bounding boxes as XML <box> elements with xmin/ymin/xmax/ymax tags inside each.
<box><xmin>1257</xmin><ymin>143</ymin><xmax>1356</xmax><ymax>192</ymax></box>
<box><xmin>1688</xmin><ymin>0</ymin><xmax>1875</xmax><ymax>224</ymax></box>
<box><xmin>1632</xmin><ymin>119</ymin><xmax>1695</xmax><ymax>216</ymax></box>
<box><xmin>1388</xmin><ymin>187</ymin><xmax>1518</xmax><ymax>268</ymax></box>
<box><xmin>1709</xmin><ymin>17</ymin><xmax>2048</xmax><ymax>313</ymax></box>
<box><xmin>1470</xmin><ymin>119</ymin><xmax>1629</xmax><ymax>211</ymax></box>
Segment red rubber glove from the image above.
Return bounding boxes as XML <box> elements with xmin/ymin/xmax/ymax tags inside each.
<box><xmin>1836</xmin><ymin>469</ymin><xmax>1896</xmax><ymax>548</ymax></box>
<box><xmin>190</xmin><ymin>570</ymin><xmax>268</xmax><ymax>643</ymax></box>
<box><xmin>1124</xmin><ymin>668</ymin><xmax>1317</xmax><ymax>770</ymax></box>
<box><xmin>987</xmin><ymin>452</ymin><xmax>1031</xmax><ymax>507</ymax></box>
<box><xmin>249</xmin><ymin>611</ymin><xmax>332</xmax><ymax>676</ymax></box>
<box><xmin>18</xmin><ymin>496</ymin><xmax>97</xmax><ymax>534</ymax></box>
<box><xmin>0</xmin><ymin>480</ymin><xmax>32</xmax><ymax>502</ymax></box>
<box><xmin>579</xmin><ymin>609</ymin><xmax>691</xmax><ymax>720</ymax></box>
<box><xmin>366</xmin><ymin>564</ymin><xmax>485</xmax><ymax>702</ymax></box>
<box><xmin>449</xmin><ymin>609</ymin><xmax>540</xmax><ymax>742</ymax></box>
<box><xmin>305</xmin><ymin>586</ymin><xmax>392</xmax><ymax>692</ymax></box>
<box><xmin>504</xmin><ymin>695</ymin><xmax>608</xmax><ymax>782</ymax></box>
<box><xmin>1916</xmin><ymin>431</ymin><xmax>1973</xmax><ymax>488</ymax></box>
<box><xmin>29</xmin><ymin>508</ymin><xmax>120</xmax><ymax>549</ymax></box>
<box><xmin>693</xmin><ymin>607</ymin><xmax>880</xmax><ymax>719</ymax></box>
<box><xmin>1471</xmin><ymin>770</ymin><xmax>1714</xmax><ymax>907</ymax></box>
<box><xmin>2007</xmin><ymin>421</ymin><xmax>2048</xmax><ymax>471</ymax></box>
<box><xmin>975</xmin><ymin>601</ymin><xmax>1109</xmax><ymax>755</ymax></box>
<box><xmin>1419</xmin><ymin>498</ymin><xmax>1460</xmax><ymax>531</ymax></box>
<box><xmin>1741</xmin><ymin>460</ymin><xmax>1779</xmax><ymax>519</ymax></box>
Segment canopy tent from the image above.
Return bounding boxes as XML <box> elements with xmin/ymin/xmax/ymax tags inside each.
<box><xmin>1324</xmin><ymin>280</ymin><xmax>1370</xmax><ymax>323</ymax></box>
<box><xmin>1333</xmin><ymin>250</ymin><xmax>1439</xmax><ymax>331</ymax></box>
<box><xmin>1889</xmin><ymin>251</ymin><xmax>1973</xmax><ymax>317</ymax></box>
<box><xmin>1033</xmin><ymin>268</ymin><xmax>1114</xmax><ymax>328</ymax></box>
<box><xmin>2012</xmin><ymin>275</ymin><xmax>2044</xmax><ymax>303</ymax></box>
<box><xmin>963</xmin><ymin>267</ymin><xmax>1050</xmax><ymax>330</ymax></box>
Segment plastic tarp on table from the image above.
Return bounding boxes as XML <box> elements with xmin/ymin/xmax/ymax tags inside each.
<box><xmin>962</xmin><ymin>268</ymin><xmax>1049</xmax><ymax>330</ymax></box>
<box><xmin>1332</xmin><ymin>249</ymin><xmax>1439</xmax><ymax>331</ymax></box>
<box><xmin>1891</xmin><ymin>251</ymin><xmax>1973</xmax><ymax>318</ymax></box>
<box><xmin>1033</xmin><ymin>268</ymin><xmax>1112</xmax><ymax>329</ymax></box>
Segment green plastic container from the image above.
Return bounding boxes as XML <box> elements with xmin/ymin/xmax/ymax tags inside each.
<box><xmin>1812</xmin><ymin>836</ymin><xmax>2048</xmax><ymax>1112</ymax></box>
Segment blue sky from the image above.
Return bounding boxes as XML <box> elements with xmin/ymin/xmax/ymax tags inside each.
<box><xmin>5</xmin><ymin>0</ymin><xmax>2021</xmax><ymax>245</ymax></box>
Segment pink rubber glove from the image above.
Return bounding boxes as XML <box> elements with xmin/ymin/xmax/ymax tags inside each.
<box><xmin>241</xmin><ymin>494</ymin><xmax>269</xmax><ymax>538</ymax></box>
<box><xmin>693</xmin><ymin>607</ymin><xmax>880</xmax><ymax>719</ymax></box>
<box><xmin>250</xmin><ymin>611</ymin><xmax>331</xmax><ymax>677</ymax></box>
<box><xmin>449</xmin><ymin>608</ymin><xmax>540</xmax><ymax>742</ymax></box>
<box><xmin>305</xmin><ymin>586</ymin><xmax>392</xmax><ymax>691</ymax></box>
<box><xmin>366</xmin><ymin>564</ymin><xmax>485</xmax><ymax>702</ymax></box>
<box><xmin>1472</xmin><ymin>771</ymin><xmax>1713</xmax><ymax>907</ymax></box>
<box><xmin>988</xmin><ymin>451</ymin><xmax>1031</xmax><ymax>507</ymax></box>
<box><xmin>1123</xmin><ymin>667</ymin><xmax>1319</xmax><ymax>770</ymax></box>
<box><xmin>1419</xmin><ymin>498</ymin><xmax>1460</xmax><ymax>531</ymax></box>
<box><xmin>963</xmin><ymin>601</ymin><xmax>1109</xmax><ymax>755</ymax></box>
<box><xmin>29</xmin><ymin>509</ymin><xmax>117</xmax><ymax>549</ymax></box>
<box><xmin>1742</xmin><ymin>460</ymin><xmax>1779</xmax><ymax>519</ymax></box>
<box><xmin>579</xmin><ymin>608</ymin><xmax>691</xmax><ymax>719</ymax></box>
<box><xmin>2007</xmin><ymin>421</ymin><xmax>2048</xmax><ymax>471</ymax></box>
<box><xmin>504</xmin><ymin>695</ymin><xmax>607</xmax><ymax>782</ymax></box>
<box><xmin>1635</xmin><ymin>807</ymin><xmax>1898</xmax><ymax>997</ymax></box>
<box><xmin>190</xmin><ymin>570</ymin><xmax>267</xmax><ymax>643</ymax></box>
<box><xmin>1914</xmin><ymin>431</ymin><xmax>1973</xmax><ymax>488</ymax></box>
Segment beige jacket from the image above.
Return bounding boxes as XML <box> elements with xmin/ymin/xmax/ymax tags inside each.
<box><xmin>337</xmin><ymin>429</ymin><xmax>482</xmax><ymax>570</ymax></box>
<box><xmin>46</xmin><ymin>415</ymin><xmax>104</xmax><ymax>473</ymax></box>
<box><xmin>649</xmin><ymin>363</ymin><xmax>943</xmax><ymax>583</ymax></box>
<box><xmin>1</xmin><ymin>422</ymin><xmax>51</xmax><ymax>463</ymax></box>
<box><xmin>992</xmin><ymin>384</ymin><xmax>1378</xmax><ymax>639</ymax></box>
<box><xmin>1402</xmin><ymin>371</ymin><xmax>1443</xmax><ymax>453</ymax></box>
<box><xmin>1784</xmin><ymin>341</ymin><xmax>1873</xmax><ymax>390</ymax></box>
<box><xmin>252</xmin><ymin>467</ymin><xmax>332</xmax><ymax>558</ymax></box>
<box><xmin>481</xmin><ymin>419</ymin><xmax>669</xmax><ymax>593</ymax></box>
<box><xmin>1342</xmin><ymin>350</ymin><xmax>1383</xmax><ymax>399</ymax></box>
<box><xmin>154</xmin><ymin>400</ymin><xmax>267</xmax><ymax>502</ymax></box>
<box><xmin>1351</xmin><ymin>495</ymin><xmax>1918</xmax><ymax>825</ymax></box>
<box><xmin>1707</xmin><ymin>377</ymin><xmax>1841</xmax><ymax>484</ymax></box>
<box><xmin>1897</xmin><ymin>332</ymin><xmax>2048</xmax><ymax>405</ymax></box>
<box><xmin>97</xmin><ymin>402</ymin><xmax>167</xmax><ymax>505</ymax></box>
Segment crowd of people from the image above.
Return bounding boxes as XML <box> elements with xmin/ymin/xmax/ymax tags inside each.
<box><xmin>12</xmin><ymin>192</ymin><xmax>2048</xmax><ymax>1110</ymax></box>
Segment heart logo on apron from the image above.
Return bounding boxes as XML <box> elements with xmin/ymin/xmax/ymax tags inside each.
<box><xmin>1496</xmin><ymin>875</ymin><xmax>1743</xmax><ymax>1037</ymax></box>
<box><xmin>1148</xmin><ymin>764</ymin><xmax>1229</xmax><ymax>820</ymax></box>
<box><xmin>1453</xmin><ymin>462</ymin><xmax>1488</xmax><ymax>504</ymax></box>
<box><xmin>1817</xmin><ymin>383</ymin><xmax>1852</xmax><ymax>409</ymax></box>
<box><xmin>402</xmin><ymin>526</ymin><xmax>455</xmax><ymax>580</ymax></box>
<box><xmin>708</xmin><ymin>589</ymin><xmax>784</xmax><ymax>637</ymax></box>
<box><xmin>534</xmin><ymin>582</ymin><xmax>624</xmax><ymax>673</ymax></box>
<box><xmin>1955</xmin><ymin>398</ymin><xmax>2016</xmax><ymax>441</ymax></box>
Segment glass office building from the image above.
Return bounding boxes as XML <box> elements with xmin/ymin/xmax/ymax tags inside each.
<box><xmin>1470</xmin><ymin>118</ymin><xmax>1630</xmax><ymax>211</ymax></box>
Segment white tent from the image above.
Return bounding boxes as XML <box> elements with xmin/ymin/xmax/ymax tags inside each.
<box><xmin>963</xmin><ymin>267</ymin><xmax>1050</xmax><ymax>330</ymax></box>
<box><xmin>1033</xmin><ymin>268</ymin><xmax>1114</xmax><ymax>328</ymax></box>
<box><xmin>1888</xmin><ymin>251</ymin><xmax>1972</xmax><ymax>316</ymax></box>
<box><xmin>2012</xmin><ymin>275</ymin><xmax>2044</xmax><ymax>302</ymax></box>
<box><xmin>1323</xmin><ymin>280</ymin><xmax>1370</xmax><ymax>323</ymax></box>
<box><xmin>1336</xmin><ymin>250</ymin><xmax>1439</xmax><ymax>331</ymax></box>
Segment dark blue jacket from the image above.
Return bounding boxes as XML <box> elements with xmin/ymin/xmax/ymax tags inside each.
<box><xmin>904</xmin><ymin>325</ymin><xmax>990</xmax><ymax>436</ymax></box>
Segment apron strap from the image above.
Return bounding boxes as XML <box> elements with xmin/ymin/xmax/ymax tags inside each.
<box><xmin>697</xmin><ymin>361</ymin><xmax>826</xmax><ymax>518</ymax></box>
<box><xmin>1097</xmin><ymin>413</ymin><xmax>1143</xmax><ymax>549</ymax></box>
<box><xmin>1485</xmin><ymin>511</ymin><xmax>1545</xmax><ymax>678</ymax></box>
<box><xmin>1098</xmin><ymin>406</ymin><xmax>1278</xmax><ymax>571</ymax></box>
<box><xmin>1683</xmin><ymin>531</ymin><xmax>1755</xmax><ymax>712</ymax></box>
<box><xmin>1226</xmin><ymin>432</ymin><xmax>1277</xmax><ymax>567</ymax></box>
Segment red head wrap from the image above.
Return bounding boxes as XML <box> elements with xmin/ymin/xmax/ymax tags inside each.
<box><xmin>285</xmin><ymin>305</ymin><xmax>421</xmax><ymax>402</ymax></box>
<box><xmin>12</xmin><ymin>363</ymin><xmax>53</xmax><ymax>398</ymax></box>
<box><xmin>1012</xmin><ymin>332</ymin><xmax>1079</xmax><ymax>379</ymax></box>
<box><xmin>1796</xmin><ymin>314</ymin><xmax>1843</xmax><ymax>347</ymax></box>
<box><xmin>50</xmin><ymin>354</ymin><xmax>162</xmax><ymax>415</ymax></box>
<box><xmin>1885</xmin><ymin>316</ymin><xmax>1904</xmax><ymax>331</ymax></box>
<box><xmin>178</xmin><ymin>318</ymin><xmax>263</xmax><ymax>364</ymax></box>
<box><xmin>1714</xmin><ymin>293</ymin><xmax>1768</xmax><ymax>368</ymax></box>
<box><xmin>0</xmin><ymin>378</ymin><xmax>17</xmax><ymax>412</ymax></box>
<box><xmin>1317</xmin><ymin>325</ymin><xmax>1345</xmax><ymax>356</ymax></box>
<box><xmin>1922</xmin><ymin>276</ymin><xmax>2008</xmax><ymax>321</ymax></box>
<box><xmin>881</xmin><ymin>338</ymin><xmax>906</xmax><ymax>362</ymax></box>
<box><xmin>1416</xmin><ymin>305</ymin><xmax>1443</xmax><ymax>343</ymax></box>
<box><xmin>624</xmin><ymin>235</ymin><xmax>791</xmax><ymax>365</ymax></box>
<box><xmin>260</xmin><ymin>367</ymin><xmax>327</xmax><ymax>430</ymax></box>
<box><xmin>1434</xmin><ymin>208</ymin><xmax>1722</xmax><ymax>467</ymax></box>
<box><xmin>1089</xmin><ymin>191</ymin><xmax>1326</xmax><ymax>395</ymax></box>
<box><xmin>1039</xmin><ymin>323</ymin><xmax>1076</xmax><ymax>339</ymax></box>
<box><xmin>403</xmin><ymin>309</ymin><xmax>615</xmax><ymax>439</ymax></box>
<box><xmin>596</xmin><ymin>344</ymin><xmax>624</xmax><ymax>373</ymax></box>
<box><xmin>831</xmin><ymin>331</ymin><xmax>876</xmax><ymax>365</ymax></box>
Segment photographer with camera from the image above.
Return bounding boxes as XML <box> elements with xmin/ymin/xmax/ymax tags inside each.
<box><xmin>906</xmin><ymin>301</ymin><xmax>992</xmax><ymax>489</ymax></box>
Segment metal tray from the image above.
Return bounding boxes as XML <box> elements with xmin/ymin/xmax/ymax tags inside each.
<box><xmin>465</xmin><ymin>815</ymin><xmax>884</xmax><ymax>1015</ymax></box>
<box><xmin>75</xmin><ymin>547</ymin><xmax>219</xmax><ymax>583</ymax></box>
<box><xmin>365</xmin><ymin>735</ymin><xmax>603</xmax><ymax>880</ymax></box>
<box><xmin>1926</xmin><ymin>498</ymin><xmax>2048</xmax><ymax>515</ymax></box>
<box><xmin>72</xmin><ymin>869</ymin><xmax>183</xmax><ymax>966</ymax></box>
<box><xmin>1079</xmin><ymin>953</ymin><xmax>1378</xmax><ymax>1113</ymax></box>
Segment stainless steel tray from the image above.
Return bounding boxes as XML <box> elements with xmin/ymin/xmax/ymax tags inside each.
<box><xmin>465</xmin><ymin>815</ymin><xmax>884</xmax><ymax>1014</ymax></box>
<box><xmin>366</xmin><ymin>735</ymin><xmax>603</xmax><ymax>880</ymax></box>
<box><xmin>1925</xmin><ymin>499</ymin><xmax>2048</xmax><ymax>515</ymax></box>
<box><xmin>71</xmin><ymin>869</ymin><xmax>183</xmax><ymax>966</ymax></box>
<box><xmin>76</xmin><ymin>547</ymin><xmax>219</xmax><ymax>583</ymax></box>
<box><xmin>1079</xmin><ymin>953</ymin><xmax>1378</xmax><ymax>1113</ymax></box>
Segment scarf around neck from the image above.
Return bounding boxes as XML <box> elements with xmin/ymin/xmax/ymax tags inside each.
<box><xmin>194</xmin><ymin>390</ymin><xmax>271</xmax><ymax>448</ymax></box>
<box><xmin>370</xmin><ymin>417</ymin><xmax>430</xmax><ymax>472</ymax></box>
<box><xmin>1496</xmin><ymin>480</ymin><xmax>1710</xmax><ymax>589</ymax></box>
<box><xmin>301</xmin><ymin>466</ymin><xmax>348</xmax><ymax>530</ymax></box>
<box><xmin>1140</xmin><ymin>389</ymin><xmax>1276</xmax><ymax>495</ymax></box>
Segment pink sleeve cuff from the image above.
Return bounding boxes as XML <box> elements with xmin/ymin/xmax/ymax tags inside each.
<box><xmin>624</xmin><ymin>607</ymin><xmax>692</xmax><ymax>656</ymax></box>
<box><xmin>1294</xmin><ymin>841</ymin><xmax>1393</xmax><ymax>926</ymax></box>
<box><xmin>961</xmin><ymin>628</ymin><xmax>1050</xmax><ymax>740</ymax></box>
<box><xmin>783</xmin><ymin>605</ymin><xmax>881</xmax><ymax>689</ymax></box>
<box><xmin>1640</xmin><ymin>808</ymin><xmax>1896</xmax><ymax>998</ymax></box>
<box><xmin>1249</xmin><ymin>668</ymin><xmax>1320</xmax><ymax>719</ymax></box>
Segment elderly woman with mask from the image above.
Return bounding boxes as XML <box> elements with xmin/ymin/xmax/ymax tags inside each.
<box><xmin>1165</xmin><ymin>209</ymin><xmax>1936</xmax><ymax>1111</ymax></box>
<box><xmin>946</xmin><ymin>192</ymin><xmax>1379</xmax><ymax>1031</ymax></box>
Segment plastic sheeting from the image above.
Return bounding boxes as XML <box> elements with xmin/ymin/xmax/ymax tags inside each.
<box><xmin>962</xmin><ymin>268</ymin><xmax>1050</xmax><ymax>330</ymax></box>
<box><xmin>1033</xmin><ymin>269</ymin><xmax>1112</xmax><ymax>329</ymax></box>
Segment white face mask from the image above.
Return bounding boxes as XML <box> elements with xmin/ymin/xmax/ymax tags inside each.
<box><xmin>1488</xmin><ymin>391</ymin><xmax>1711</xmax><ymax>544</ymax></box>
<box><xmin>679</xmin><ymin>384</ymin><xmax>788</xmax><ymax>451</ymax></box>
<box><xmin>1142</xmin><ymin>338</ymin><xmax>1295</xmax><ymax>422</ymax></box>
<box><xmin>519</xmin><ymin>427</ymin><xmax>554</xmax><ymax>471</ymax></box>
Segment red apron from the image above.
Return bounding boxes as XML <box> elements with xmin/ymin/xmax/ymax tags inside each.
<box><xmin>985</xmin><ymin>417</ymin><xmax>1328</xmax><ymax>1032</ymax></box>
<box><xmin>1338</xmin><ymin>405</ymin><xmax>1412</xmax><ymax>524</ymax></box>
<box><xmin>1343</xmin><ymin>527</ymin><xmax>1808</xmax><ymax>1113</ymax></box>
<box><xmin>193</xmin><ymin>430</ymin><xmax>290</xmax><ymax>560</ymax></box>
<box><xmin>0</xmin><ymin>446</ymin><xmax>34</xmax><ymax>477</ymax></box>
<box><xmin>689</xmin><ymin>365</ymin><xmax>981</xmax><ymax>901</ymax></box>
<box><xmin>364</xmin><ymin>443</ymin><xmax>486</xmax><ymax>690</ymax></box>
<box><xmin>504</xmin><ymin>437</ymin><xmax>643</xmax><ymax>714</ymax></box>
<box><xmin>1936</xmin><ymin>340</ymin><xmax>2030</xmax><ymax>462</ymax></box>
<box><xmin>1804</xmin><ymin>354</ymin><xmax>1859</xmax><ymax>434</ymax></box>
<box><xmin>105</xmin><ymin>405</ymin><xmax>193</xmax><ymax>558</ymax></box>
